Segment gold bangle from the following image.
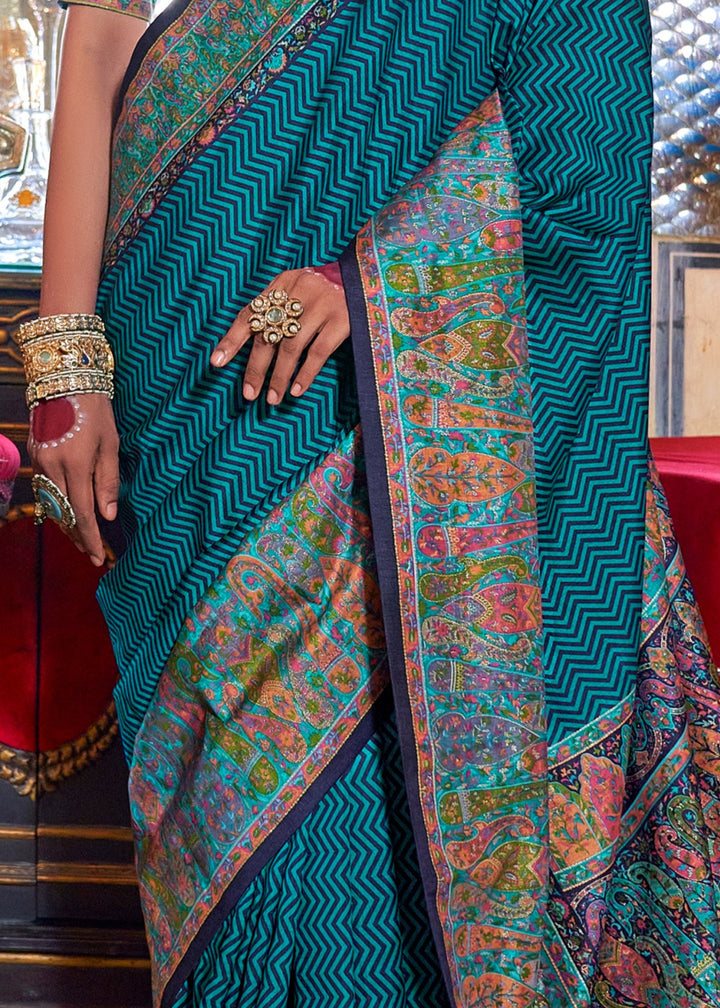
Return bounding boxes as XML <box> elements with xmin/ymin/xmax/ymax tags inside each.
<box><xmin>22</xmin><ymin>332</ymin><xmax>114</xmax><ymax>381</ymax></box>
<box><xmin>18</xmin><ymin>313</ymin><xmax>114</xmax><ymax>409</ymax></box>
<box><xmin>26</xmin><ymin>372</ymin><xmax>115</xmax><ymax>410</ymax></box>
<box><xmin>17</xmin><ymin>313</ymin><xmax>105</xmax><ymax>344</ymax></box>
<box><xmin>21</xmin><ymin>332</ymin><xmax>114</xmax><ymax>383</ymax></box>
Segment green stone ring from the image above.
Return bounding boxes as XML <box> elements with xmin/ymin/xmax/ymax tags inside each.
<box><xmin>31</xmin><ymin>473</ymin><xmax>76</xmax><ymax>529</ymax></box>
<box><xmin>249</xmin><ymin>289</ymin><xmax>303</xmax><ymax>345</ymax></box>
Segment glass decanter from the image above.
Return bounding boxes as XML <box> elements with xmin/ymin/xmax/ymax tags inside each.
<box><xmin>0</xmin><ymin>0</ymin><xmax>62</xmax><ymax>265</ymax></box>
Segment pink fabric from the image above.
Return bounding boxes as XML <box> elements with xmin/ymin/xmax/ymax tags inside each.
<box><xmin>650</xmin><ymin>437</ymin><xmax>720</xmax><ymax>663</ymax></box>
<box><xmin>0</xmin><ymin>433</ymin><xmax>20</xmax><ymax>482</ymax></box>
<box><xmin>0</xmin><ymin>434</ymin><xmax>20</xmax><ymax>514</ymax></box>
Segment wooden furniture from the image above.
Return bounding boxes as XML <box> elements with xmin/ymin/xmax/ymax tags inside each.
<box><xmin>0</xmin><ymin>266</ymin><xmax>151</xmax><ymax>1008</ymax></box>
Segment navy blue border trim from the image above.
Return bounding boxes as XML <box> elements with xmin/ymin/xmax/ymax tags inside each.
<box><xmin>161</xmin><ymin>689</ymin><xmax>392</xmax><ymax>1008</ymax></box>
<box><xmin>339</xmin><ymin>242</ymin><xmax>454</xmax><ymax>1006</ymax></box>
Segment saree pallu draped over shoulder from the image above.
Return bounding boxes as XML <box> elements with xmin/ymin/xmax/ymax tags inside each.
<box><xmin>90</xmin><ymin>0</ymin><xmax>720</xmax><ymax>1005</ymax></box>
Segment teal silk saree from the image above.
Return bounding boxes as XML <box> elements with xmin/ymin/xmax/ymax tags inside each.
<box><xmin>71</xmin><ymin>0</ymin><xmax>720</xmax><ymax>1003</ymax></box>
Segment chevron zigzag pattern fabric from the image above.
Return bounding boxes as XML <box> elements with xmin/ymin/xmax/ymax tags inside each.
<box><xmin>174</xmin><ymin>714</ymin><xmax>449</xmax><ymax>1008</ymax></box>
<box><xmin>98</xmin><ymin>0</ymin><xmax>512</xmax><ymax>749</ymax></box>
<box><xmin>69</xmin><ymin>0</ymin><xmax>720</xmax><ymax>1004</ymax></box>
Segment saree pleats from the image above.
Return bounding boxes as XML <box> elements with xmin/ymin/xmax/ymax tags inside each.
<box><xmin>94</xmin><ymin>0</ymin><xmax>720</xmax><ymax>1006</ymax></box>
<box><xmin>173</xmin><ymin>715</ymin><xmax>448</xmax><ymax>1008</ymax></box>
<box><xmin>129</xmin><ymin>427</ymin><xmax>392</xmax><ymax>1002</ymax></box>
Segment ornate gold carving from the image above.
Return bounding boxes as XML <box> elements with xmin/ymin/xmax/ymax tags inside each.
<box><xmin>0</xmin><ymin>509</ymin><xmax>119</xmax><ymax>798</ymax></box>
<box><xmin>0</xmin><ymin>747</ymin><xmax>36</xmax><ymax>800</ymax></box>
<box><xmin>0</xmin><ymin>115</ymin><xmax>27</xmax><ymax>175</ymax></box>
<box><xmin>0</xmin><ymin>298</ymin><xmax>39</xmax><ymax>382</ymax></box>
<box><xmin>0</xmin><ymin>700</ymin><xmax>119</xmax><ymax>801</ymax></box>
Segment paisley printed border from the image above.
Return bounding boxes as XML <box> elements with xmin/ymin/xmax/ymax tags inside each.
<box><xmin>345</xmin><ymin>89</ymin><xmax>720</xmax><ymax>1007</ymax></box>
<box><xmin>346</xmin><ymin>94</ymin><xmax>549</xmax><ymax>1007</ymax></box>
<box><xmin>114</xmin><ymin>43</ymin><xmax>720</xmax><ymax>1002</ymax></box>
<box><xmin>542</xmin><ymin>470</ymin><xmax>720</xmax><ymax>1007</ymax></box>
<box><xmin>105</xmin><ymin>0</ymin><xmax>341</xmax><ymax>267</ymax></box>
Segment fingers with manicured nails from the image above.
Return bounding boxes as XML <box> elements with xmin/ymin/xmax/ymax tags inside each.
<box><xmin>28</xmin><ymin>394</ymin><xmax>120</xmax><ymax>565</ymax></box>
<box><xmin>210</xmin><ymin>269</ymin><xmax>299</xmax><ymax>370</ymax></box>
<box><xmin>281</xmin><ymin>274</ymin><xmax>350</xmax><ymax>398</ymax></box>
<box><xmin>260</xmin><ymin>307</ymin><xmax>326</xmax><ymax>403</ymax></box>
<box><xmin>242</xmin><ymin>340</ymin><xmax>279</xmax><ymax>401</ymax></box>
<box><xmin>35</xmin><ymin>458</ymin><xmax>86</xmax><ymax>556</ymax></box>
<box><xmin>214</xmin><ymin>267</ymin><xmax>350</xmax><ymax>402</ymax></box>
<box><xmin>264</xmin><ymin>329</ymin><xmax>316</xmax><ymax>404</ymax></box>
<box><xmin>258</xmin><ymin>280</ymin><xmax>348</xmax><ymax>402</ymax></box>
<box><xmin>210</xmin><ymin>302</ymin><xmax>252</xmax><ymax>368</ymax></box>
<box><xmin>290</xmin><ymin>320</ymin><xmax>351</xmax><ymax>396</ymax></box>
<box><xmin>65</xmin><ymin>469</ymin><xmax>104</xmax><ymax>566</ymax></box>
<box><xmin>94</xmin><ymin>435</ymin><xmax>120</xmax><ymax>522</ymax></box>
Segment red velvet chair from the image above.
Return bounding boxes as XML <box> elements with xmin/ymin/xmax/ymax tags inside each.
<box><xmin>1</xmin><ymin>512</ymin><xmax>119</xmax><ymax>792</ymax></box>
<box><xmin>651</xmin><ymin>437</ymin><xmax>720</xmax><ymax>664</ymax></box>
<box><xmin>0</xmin><ymin>510</ymin><xmax>150</xmax><ymax>1007</ymax></box>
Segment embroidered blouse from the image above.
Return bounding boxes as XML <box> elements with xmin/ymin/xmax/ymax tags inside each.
<box><xmin>59</xmin><ymin>0</ymin><xmax>151</xmax><ymax>22</ymax></box>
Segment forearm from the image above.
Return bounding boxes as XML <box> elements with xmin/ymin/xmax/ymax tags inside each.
<box><xmin>40</xmin><ymin>6</ymin><xmax>145</xmax><ymax>316</ymax></box>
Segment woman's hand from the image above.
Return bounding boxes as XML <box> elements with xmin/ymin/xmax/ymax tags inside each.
<box><xmin>28</xmin><ymin>393</ymin><xmax>119</xmax><ymax>566</ymax></box>
<box><xmin>210</xmin><ymin>264</ymin><xmax>349</xmax><ymax>403</ymax></box>
<box><xmin>31</xmin><ymin>5</ymin><xmax>145</xmax><ymax>566</ymax></box>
